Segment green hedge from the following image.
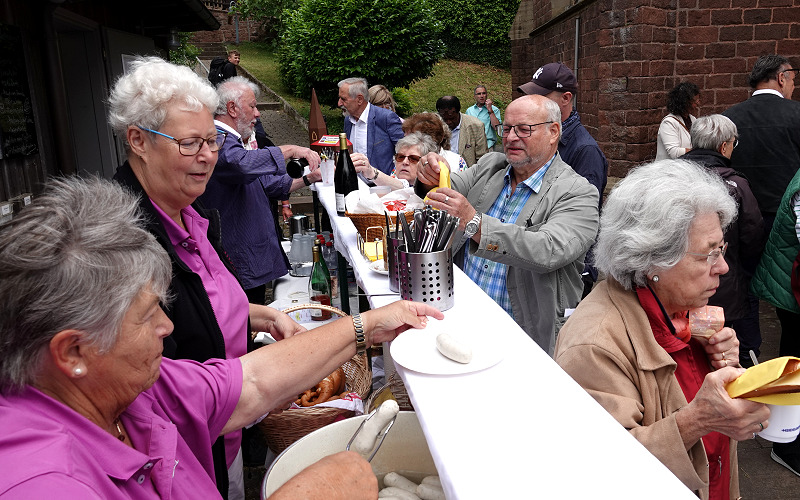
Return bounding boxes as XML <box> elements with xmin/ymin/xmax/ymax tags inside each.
<box><xmin>430</xmin><ymin>0</ymin><xmax>518</xmax><ymax>69</ymax></box>
<box><xmin>279</xmin><ymin>0</ymin><xmax>445</xmax><ymax>104</ymax></box>
<box><xmin>442</xmin><ymin>37</ymin><xmax>511</xmax><ymax>69</ymax></box>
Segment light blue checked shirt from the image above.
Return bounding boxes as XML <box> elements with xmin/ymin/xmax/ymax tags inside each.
<box><xmin>463</xmin><ymin>155</ymin><xmax>556</xmax><ymax>315</ymax></box>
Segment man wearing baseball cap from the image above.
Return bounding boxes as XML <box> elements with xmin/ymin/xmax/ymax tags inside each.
<box><xmin>518</xmin><ymin>62</ymin><xmax>608</xmax><ymax>296</ymax></box>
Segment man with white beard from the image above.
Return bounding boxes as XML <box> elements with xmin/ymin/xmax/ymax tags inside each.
<box><xmin>201</xmin><ymin>77</ymin><xmax>321</xmax><ymax>305</ymax></box>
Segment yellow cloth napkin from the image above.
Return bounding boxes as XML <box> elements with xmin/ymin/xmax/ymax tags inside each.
<box><xmin>726</xmin><ymin>356</ymin><xmax>800</xmax><ymax>405</ymax></box>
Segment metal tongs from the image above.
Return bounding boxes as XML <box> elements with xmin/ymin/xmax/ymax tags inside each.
<box><xmin>345</xmin><ymin>407</ymin><xmax>399</xmax><ymax>462</ymax></box>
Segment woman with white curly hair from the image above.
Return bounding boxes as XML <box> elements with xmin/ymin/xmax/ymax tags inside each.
<box><xmin>555</xmin><ymin>159</ymin><xmax>769</xmax><ymax>500</ymax></box>
<box><xmin>108</xmin><ymin>56</ymin><xmax>305</xmax><ymax>498</ymax></box>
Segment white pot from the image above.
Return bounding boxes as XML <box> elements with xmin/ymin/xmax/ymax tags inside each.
<box><xmin>262</xmin><ymin>411</ymin><xmax>437</xmax><ymax>498</ymax></box>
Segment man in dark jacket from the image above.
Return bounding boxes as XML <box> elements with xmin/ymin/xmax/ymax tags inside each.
<box><xmin>723</xmin><ymin>54</ymin><xmax>800</xmax><ymax>229</ymax></box>
<box><xmin>680</xmin><ymin>114</ymin><xmax>764</xmax><ymax>368</ymax></box>
<box><xmin>222</xmin><ymin>50</ymin><xmax>240</xmax><ymax>80</ymax></box>
<box><xmin>721</xmin><ymin>54</ymin><xmax>800</xmax><ymax>475</ymax></box>
<box><xmin>202</xmin><ymin>77</ymin><xmax>321</xmax><ymax>304</ymax></box>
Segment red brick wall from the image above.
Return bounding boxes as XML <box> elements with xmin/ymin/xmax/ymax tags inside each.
<box><xmin>190</xmin><ymin>7</ymin><xmax>264</xmax><ymax>44</ymax></box>
<box><xmin>511</xmin><ymin>0</ymin><xmax>800</xmax><ymax>177</ymax></box>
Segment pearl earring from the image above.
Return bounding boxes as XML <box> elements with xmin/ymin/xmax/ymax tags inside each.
<box><xmin>652</xmin><ymin>275</ymin><xmax>659</xmax><ymax>282</ymax></box>
<box><xmin>73</xmin><ymin>367</ymin><xmax>83</xmax><ymax>376</ymax></box>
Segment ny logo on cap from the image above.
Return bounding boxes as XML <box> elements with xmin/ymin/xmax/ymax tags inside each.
<box><xmin>556</xmin><ymin>82</ymin><xmax>563</xmax><ymax>88</ymax></box>
<box><xmin>533</xmin><ymin>67</ymin><xmax>544</xmax><ymax>79</ymax></box>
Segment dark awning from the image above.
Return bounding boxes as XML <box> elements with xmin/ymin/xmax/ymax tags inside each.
<box><xmin>115</xmin><ymin>0</ymin><xmax>220</xmax><ymax>34</ymax></box>
<box><xmin>60</xmin><ymin>0</ymin><xmax>221</xmax><ymax>36</ymax></box>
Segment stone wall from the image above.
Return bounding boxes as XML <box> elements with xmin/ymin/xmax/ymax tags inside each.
<box><xmin>511</xmin><ymin>0</ymin><xmax>800</xmax><ymax>177</ymax></box>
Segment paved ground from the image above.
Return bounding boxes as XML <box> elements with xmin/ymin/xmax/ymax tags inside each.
<box><xmin>246</xmin><ymin>90</ymin><xmax>799</xmax><ymax>498</ymax></box>
<box><xmin>258</xmin><ymin>107</ymin><xmax>309</xmax><ymax>149</ymax></box>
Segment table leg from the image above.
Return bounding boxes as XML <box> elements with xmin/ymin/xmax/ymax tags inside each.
<box><xmin>337</xmin><ymin>251</ymin><xmax>350</xmax><ymax>315</ymax></box>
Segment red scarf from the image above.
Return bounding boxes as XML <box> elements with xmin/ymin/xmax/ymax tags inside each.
<box><xmin>636</xmin><ymin>286</ymin><xmax>730</xmax><ymax>500</ymax></box>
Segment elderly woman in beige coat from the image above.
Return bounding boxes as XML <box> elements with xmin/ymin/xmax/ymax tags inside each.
<box><xmin>555</xmin><ymin>160</ymin><xmax>769</xmax><ymax>499</ymax></box>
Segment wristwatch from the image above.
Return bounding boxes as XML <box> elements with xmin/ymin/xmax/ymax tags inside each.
<box><xmin>302</xmin><ymin>175</ymin><xmax>311</xmax><ymax>186</ymax></box>
<box><xmin>352</xmin><ymin>313</ymin><xmax>367</xmax><ymax>354</ymax></box>
<box><xmin>369</xmin><ymin>167</ymin><xmax>380</xmax><ymax>181</ymax></box>
<box><xmin>464</xmin><ymin>212</ymin><xmax>482</xmax><ymax>239</ymax></box>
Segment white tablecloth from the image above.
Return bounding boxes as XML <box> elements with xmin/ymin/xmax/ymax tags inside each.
<box><xmin>315</xmin><ymin>184</ymin><xmax>695</xmax><ymax>499</ymax></box>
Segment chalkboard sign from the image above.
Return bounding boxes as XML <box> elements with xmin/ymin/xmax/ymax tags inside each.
<box><xmin>0</xmin><ymin>24</ymin><xmax>38</xmax><ymax>159</ymax></box>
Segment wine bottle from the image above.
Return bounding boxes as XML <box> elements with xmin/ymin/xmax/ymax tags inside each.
<box><xmin>324</xmin><ymin>240</ymin><xmax>339</xmax><ymax>303</ymax></box>
<box><xmin>334</xmin><ymin>133</ymin><xmax>358</xmax><ymax>216</ymax></box>
<box><xmin>286</xmin><ymin>157</ymin><xmax>308</xmax><ymax>179</ymax></box>
<box><xmin>309</xmin><ymin>242</ymin><xmax>332</xmax><ymax>321</ymax></box>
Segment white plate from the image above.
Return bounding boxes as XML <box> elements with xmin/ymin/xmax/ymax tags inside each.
<box><xmin>369</xmin><ymin>259</ymin><xmax>389</xmax><ymax>275</ymax></box>
<box><xmin>390</xmin><ymin>320</ymin><xmax>503</xmax><ymax>375</ymax></box>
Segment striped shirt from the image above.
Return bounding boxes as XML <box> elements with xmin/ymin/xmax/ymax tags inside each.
<box><xmin>463</xmin><ymin>155</ymin><xmax>556</xmax><ymax>315</ymax></box>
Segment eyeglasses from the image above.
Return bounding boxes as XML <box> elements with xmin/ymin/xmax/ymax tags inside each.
<box><xmin>729</xmin><ymin>138</ymin><xmax>739</xmax><ymax>149</ymax></box>
<box><xmin>686</xmin><ymin>242</ymin><xmax>728</xmax><ymax>266</ymax></box>
<box><xmin>395</xmin><ymin>153</ymin><xmax>421</xmax><ymax>164</ymax></box>
<box><xmin>782</xmin><ymin>69</ymin><xmax>800</xmax><ymax>81</ymax></box>
<box><xmin>499</xmin><ymin>121</ymin><xmax>554</xmax><ymax>138</ymax></box>
<box><xmin>138</xmin><ymin>127</ymin><xmax>227</xmax><ymax>156</ymax></box>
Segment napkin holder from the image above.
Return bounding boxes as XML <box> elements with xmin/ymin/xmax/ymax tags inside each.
<box><xmin>357</xmin><ymin>226</ymin><xmax>385</xmax><ymax>262</ymax></box>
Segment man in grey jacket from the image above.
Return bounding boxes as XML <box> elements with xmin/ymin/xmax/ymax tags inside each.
<box><xmin>417</xmin><ymin>95</ymin><xmax>599</xmax><ymax>355</ymax></box>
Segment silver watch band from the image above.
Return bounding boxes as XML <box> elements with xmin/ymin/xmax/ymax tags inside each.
<box><xmin>464</xmin><ymin>212</ymin><xmax>481</xmax><ymax>238</ymax></box>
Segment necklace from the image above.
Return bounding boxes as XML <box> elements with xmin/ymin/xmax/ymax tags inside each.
<box><xmin>114</xmin><ymin>418</ymin><xmax>126</xmax><ymax>442</ymax></box>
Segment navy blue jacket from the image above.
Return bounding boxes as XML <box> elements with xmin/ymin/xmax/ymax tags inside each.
<box><xmin>344</xmin><ymin>104</ymin><xmax>404</xmax><ymax>174</ymax></box>
<box><xmin>559</xmin><ymin>110</ymin><xmax>608</xmax><ymax>206</ymax></box>
<box><xmin>199</xmin><ymin>124</ymin><xmax>290</xmax><ymax>289</ymax></box>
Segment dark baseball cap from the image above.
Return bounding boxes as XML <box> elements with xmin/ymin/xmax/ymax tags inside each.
<box><xmin>517</xmin><ymin>62</ymin><xmax>578</xmax><ymax>95</ymax></box>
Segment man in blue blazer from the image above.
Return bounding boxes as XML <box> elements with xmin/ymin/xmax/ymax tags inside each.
<box><xmin>339</xmin><ymin>77</ymin><xmax>404</xmax><ymax>174</ymax></box>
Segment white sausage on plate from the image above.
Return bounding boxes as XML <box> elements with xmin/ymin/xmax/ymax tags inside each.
<box><xmin>436</xmin><ymin>332</ymin><xmax>473</xmax><ymax>363</ymax></box>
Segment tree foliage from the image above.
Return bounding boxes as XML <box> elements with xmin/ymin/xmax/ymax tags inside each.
<box><xmin>278</xmin><ymin>0</ymin><xmax>445</xmax><ymax>105</ymax></box>
<box><xmin>229</xmin><ymin>0</ymin><xmax>287</xmax><ymax>41</ymax></box>
<box><xmin>169</xmin><ymin>32</ymin><xmax>201</xmax><ymax>67</ymax></box>
<box><xmin>230</xmin><ymin>0</ymin><xmax>286</xmax><ymax>20</ymax></box>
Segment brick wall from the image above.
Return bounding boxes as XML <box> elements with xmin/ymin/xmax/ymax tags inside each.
<box><xmin>511</xmin><ymin>0</ymin><xmax>800</xmax><ymax>177</ymax></box>
<box><xmin>190</xmin><ymin>7</ymin><xmax>264</xmax><ymax>45</ymax></box>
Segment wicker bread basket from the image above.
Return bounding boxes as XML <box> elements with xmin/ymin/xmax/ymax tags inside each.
<box><xmin>365</xmin><ymin>371</ymin><xmax>414</xmax><ymax>413</ymax></box>
<box><xmin>257</xmin><ymin>304</ymin><xmax>372</xmax><ymax>453</ymax></box>
<box><xmin>346</xmin><ymin>211</ymin><xmax>414</xmax><ymax>240</ymax></box>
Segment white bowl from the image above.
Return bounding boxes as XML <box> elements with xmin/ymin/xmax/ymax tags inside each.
<box><xmin>262</xmin><ymin>411</ymin><xmax>436</xmax><ymax>497</ymax></box>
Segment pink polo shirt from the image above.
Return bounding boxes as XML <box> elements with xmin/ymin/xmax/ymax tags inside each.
<box><xmin>152</xmin><ymin>201</ymin><xmax>249</xmax><ymax>466</ymax></box>
<box><xmin>0</xmin><ymin>357</ymin><xmax>242</xmax><ymax>498</ymax></box>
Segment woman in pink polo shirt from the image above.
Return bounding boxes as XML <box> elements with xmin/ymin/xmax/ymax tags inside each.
<box><xmin>108</xmin><ymin>56</ymin><xmax>302</xmax><ymax>497</ymax></box>
<box><xmin>0</xmin><ymin>176</ymin><xmax>442</xmax><ymax>498</ymax></box>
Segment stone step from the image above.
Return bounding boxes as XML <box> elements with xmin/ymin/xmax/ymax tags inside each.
<box><xmin>257</xmin><ymin>102</ymin><xmax>282</xmax><ymax>112</ymax></box>
<box><xmin>195</xmin><ymin>42</ymin><xmax>228</xmax><ymax>58</ymax></box>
